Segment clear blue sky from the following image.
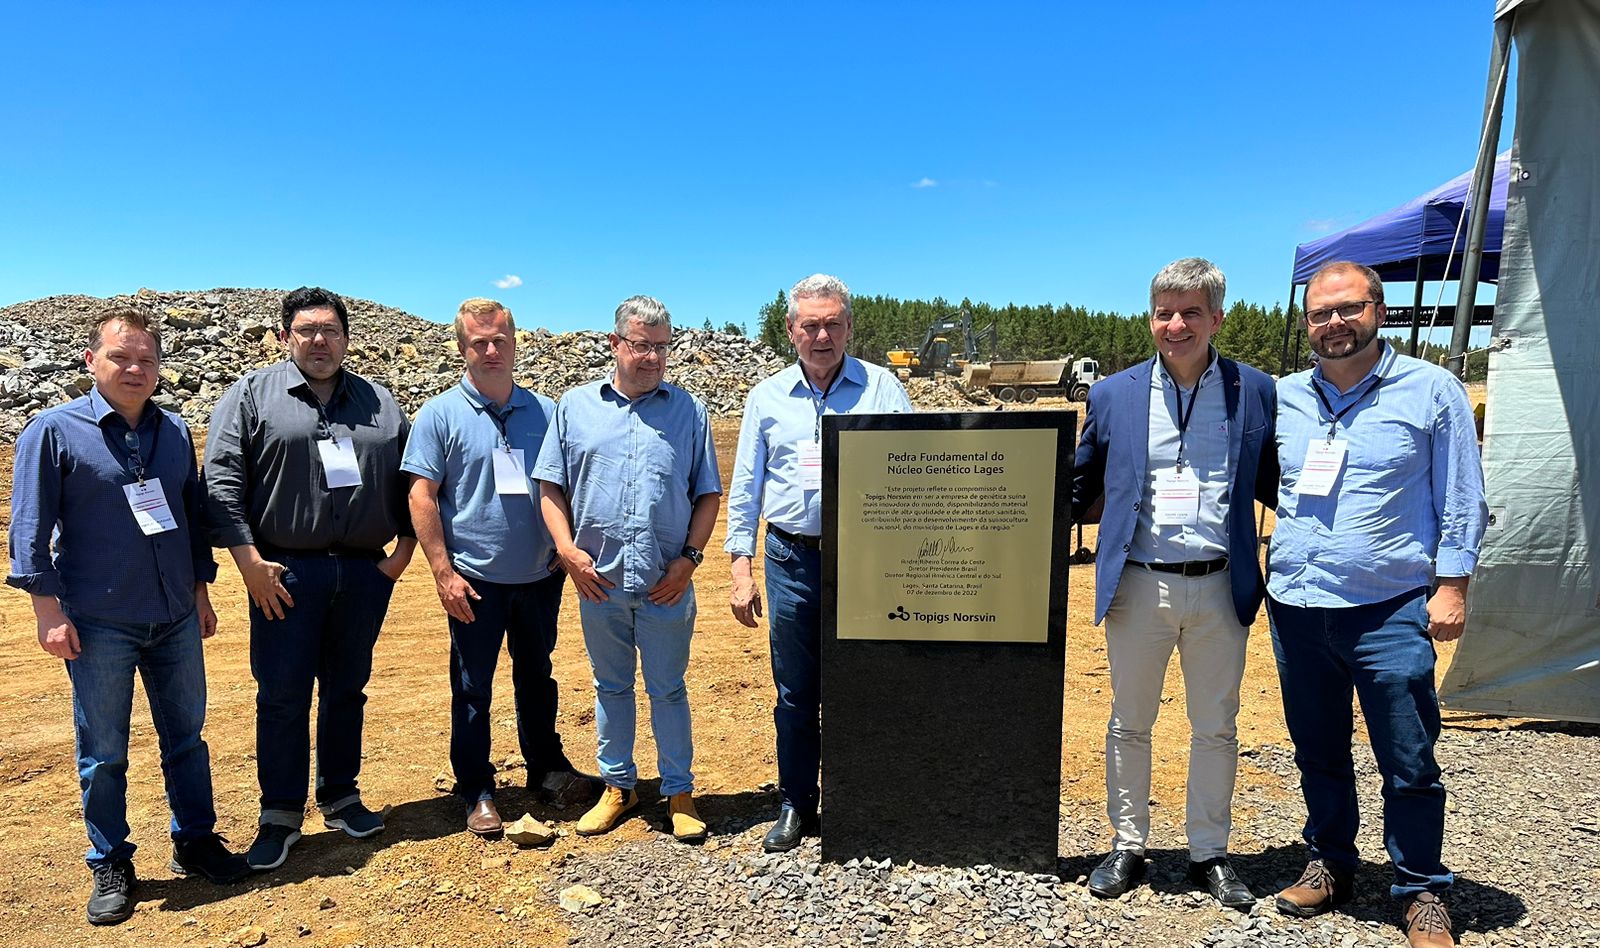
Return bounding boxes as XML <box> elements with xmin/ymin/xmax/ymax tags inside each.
<box><xmin>0</xmin><ymin>2</ymin><xmax>1513</xmax><ymax>335</ymax></box>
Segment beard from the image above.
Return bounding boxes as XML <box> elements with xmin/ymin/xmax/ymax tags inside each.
<box><xmin>1310</xmin><ymin>320</ymin><xmax>1379</xmax><ymax>361</ymax></box>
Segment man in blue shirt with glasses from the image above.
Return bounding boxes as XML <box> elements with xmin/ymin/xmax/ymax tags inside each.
<box><xmin>535</xmin><ymin>295</ymin><xmax>722</xmax><ymax>843</ymax></box>
<box><xmin>1269</xmin><ymin>261</ymin><xmax>1486</xmax><ymax>948</ymax></box>
<box><xmin>724</xmin><ymin>273</ymin><xmax>912</xmax><ymax>852</ymax></box>
<box><xmin>8</xmin><ymin>309</ymin><xmax>248</xmax><ymax>926</ymax></box>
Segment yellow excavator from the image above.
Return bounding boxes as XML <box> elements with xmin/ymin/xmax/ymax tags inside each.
<box><xmin>885</xmin><ymin>309</ymin><xmax>996</xmax><ymax>379</ymax></box>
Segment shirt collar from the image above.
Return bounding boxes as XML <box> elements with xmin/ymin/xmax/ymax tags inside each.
<box><xmin>1154</xmin><ymin>348</ymin><xmax>1220</xmax><ymax>390</ymax></box>
<box><xmin>601</xmin><ymin>376</ymin><xmax>670</xmax><ymax>404</ymax></box>
<box><xmin>87</xmin><ymin>385</ymin><xmax>157</xmax><ymax>430</ymax></box>
<box><xmin>459</xmin><ymin>374</ymin><xmax>531</xmax><ymax>413</ymax></box>
<box><xmin>282</xmin><ymin>358</ymin><xmax>349</xmax><ymax>403</ymax></box>
<box><xmin>787</xmin><ymin>355</ymin><xmax>865</xmax><ymax>398</ymax></box>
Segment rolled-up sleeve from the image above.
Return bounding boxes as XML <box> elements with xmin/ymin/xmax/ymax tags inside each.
<box><xmin>723</xmin><ymin>397</ymin><xmax>765</xmax><ymax>557</ymax></box>
<box><xmin>1431</xmin><ymin>381</ymin><xmax>1487</xmax><ymax>577</ymax></box>
<box><xmin>6</xmin><ymin>418</ymin><xmax>65</xmax><ymax>596</ymax></box>
<box><xmin>202</xmin><ymin>381</ymin><xmax>256</xmax><ymax>548</ymax></box>
<box><xmin>689</xmin><ymin>401</ymin><xmax>722</xmax><ymax>500</ymax></box>
<box><xmin>390</xmin><ymin>413</ymin><xmax>416</xmax><ymax>539</ymax></box>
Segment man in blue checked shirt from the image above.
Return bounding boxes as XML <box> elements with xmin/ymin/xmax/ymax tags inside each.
<box><xmin>7</xmin><ymin>309</ymin><xmax>249</xmax><ymax>927</ymax></box>
<box><xmin>534</xmin><ymin>295</ymin><xmax>722</xmax><ymax>843</ymax></box>
<box><xmin>724</xmin><ymin>273</ymin><xmax>912</xmax><ymax>853</ymax></box>
<box><xmin>403</xmin><ymin>298</ymin><xmax>600</xmax><ymax>838</ymax></box>
<box><xmin>1268</xmin><ymin>261</ymin><xmax>1486</xmax><ymax>948</ymax></box>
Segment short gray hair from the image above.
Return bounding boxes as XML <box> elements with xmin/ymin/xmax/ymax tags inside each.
<box><xmin>787</xmin><ymin>273</ymin><xmax>852</xmax><ymax>323</ymax></box>
<box><xmin>613</xmin><ymin>295</ymin><xmax>672</xmax><ymax>336</ymax></box>
<box><xmin>1149</xmin><ymin>257</ymin><xmax>1226</xmax><ymax>315</ymax></box>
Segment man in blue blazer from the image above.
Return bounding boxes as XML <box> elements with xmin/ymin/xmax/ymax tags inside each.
<box><xmin>1071</xmin><ymin>258</ymin><xmax>1278</xmax><ymax>908</ymax></box>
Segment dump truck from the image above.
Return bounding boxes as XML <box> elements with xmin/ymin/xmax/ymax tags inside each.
<box><xmin>960</xmin><ymin>356</ymin><xmax>1101</xmax><ymax>402</ymax></box>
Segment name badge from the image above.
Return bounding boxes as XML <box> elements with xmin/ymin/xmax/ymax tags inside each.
<box><xmin>317</xmin><ymin>437</ymin><xmax>363</xmax><ymax>489</ymax></box>
<box><xmin>492</xmin><ymin>447</ymin><xmax>530</xmax><ymax>496</ymax></box>
<box><xmin>1152</xmin><ymin>467</ymin><xmax>1200</xmax><ymax>526</ymax></box>
<box><xmin>1295</xmin><ymin>439</ymin><xmax>1348</xmax><ymax>496</ymax></box>
<box><xmin>797</xmin><ymin>439</ymin><xmax>822</xmax><ymax>491</ymax></box>
<box><xmin>123</xmin><ymin>480</ymin><xmax>179</xmax><ymax>535</ymax></box>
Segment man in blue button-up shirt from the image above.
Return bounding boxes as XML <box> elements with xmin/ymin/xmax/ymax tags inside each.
<box><xmin>404</xmin><ymin>298</ymin><xmax>600</xmax><ymax>837</ymax></box>
<box><xmin>724</xmin><ymin>273</ymin><xmax>912</xmax><ymax>853</ymax></box>
<box><xmin>1072</xmin><ymin>259</ymin><xmax>1277</xmax><ymax>908</ymax></box>
<box><xmin>7</xmin><ymin>309</ymin><xmax>248</xmax><ymax>925</ymax></box>
<box><xmin>535</xmin><ymin>295</ymin><xmax>722</xmax><ymax>843</ymax></box>
<box><xmin>1268</xmin><ymin>262</ymin><xmax>1486</xmax><ymax>947</ymax></box>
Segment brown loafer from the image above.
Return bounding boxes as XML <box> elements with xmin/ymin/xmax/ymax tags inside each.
<box><xmin>466</xmin><ymin>798</ymin><xmax>503</xmax><ymax>837</ymax></box>
<box><xmin>1275</xmin><ymin>858</ymin><xmax>1353</xmax><ymax>917</ymax></box>
<box><xmin>1403</xmin><ymin>892</ymin><xmax>1455</xmax><ymax>948</ymax></box>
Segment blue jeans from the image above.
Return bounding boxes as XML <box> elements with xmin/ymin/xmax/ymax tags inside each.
<box><xmin>63</xmin><ymin>606</ymin><xmax>215</xmax><ymax>867</ymax></box>
<box><xmin>764</xmin><ymin>530</ymin><xmax>823</xmax><ymax>816</ymax></box>
<box><xmin>448</xmin><ymin>572</ymin><xmax>573</xmax><ymax>802</ymax></box>
<box><xmin>250</xmin><ymin>551</ymin><xmax>395</xmax><ymax>826</ymax></box>
<box><xmin>577</xmin><ymin>586</ymin><xmax>696</xmax><ymax>796</ymax></box>
<box><xmin>1268</xmin><ymin>588</ymin><xmax>1452</xmax><ymax>899</ymax></box>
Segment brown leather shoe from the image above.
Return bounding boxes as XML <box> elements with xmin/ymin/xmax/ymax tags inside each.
<box><xmin>466</xmin><ymin>798</ymin><xmax>503</xmax><ymax>837</ymax></box>
<box><xmin>1275</xmin><ymin>859</ymin><xmax>1353</xmax><ymax>917</ymax></box>
<box><xmin>1403</xmin><ymin>892</ymin><xmax>1455</xmax><ymax>948</ymax></box>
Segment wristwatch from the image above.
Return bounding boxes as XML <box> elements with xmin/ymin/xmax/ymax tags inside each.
<box><xmin>680</xmin><ymin>545</ymin><xmax>704</xmax><ymax>566</ymax></box>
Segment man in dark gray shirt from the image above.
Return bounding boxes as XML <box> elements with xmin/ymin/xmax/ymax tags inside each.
<box><xmin>204</xmin><ymin>286</ymin><xmax>416</xmax><ymax>871</ymax></box>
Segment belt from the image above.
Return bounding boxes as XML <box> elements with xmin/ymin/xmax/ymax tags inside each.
<box><xmin>1130</xmin><ymin>557</ymin><xmax>1228</xmax><ymax>577</ymax></box>
<box><xmin>768</xmin><ymin>524</ymin><xmax>822</xmax><ymax>550</ymax></box>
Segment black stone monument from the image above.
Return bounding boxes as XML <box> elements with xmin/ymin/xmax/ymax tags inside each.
<box><xmin>820</xmin><ymin>410</ymin><xmax>1073</xmax><ymax>873</ymax></box>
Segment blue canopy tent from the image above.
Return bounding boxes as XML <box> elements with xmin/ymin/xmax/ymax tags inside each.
<box><xmin>1280</xmin><ymin>152</ymin><xmax>1511</xmax><ymax>372</ymax></box>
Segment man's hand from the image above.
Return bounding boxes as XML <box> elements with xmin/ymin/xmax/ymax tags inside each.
<box><xmin>33</xmin><ymin>597</ymin><xmax>80</xmax><ymax>660</ymax></box>
<box><xmin>195</xmin><ymin>583</ymin><xmax>218</xmax><ymax>639</ymax></box>
<box><xmin>729</xmin><ymin>555</ymin><xmax>762</xmax><ymax>628</ymax></box>
<box><xmin>1426</xmin><ymin>578</ymin><xmax>1469</xmax><ymax>642</ymax></box>
<box><xmin>235</xmin><ymin>550</ymin><xmax>295</xmax><ymax>620</ymax></box>
<box><xmin>434</xmin><ymin>568</ymin><xmax>481</xmax><ymax>623</ymax></box>
<box><xmin>376</xmin><ymin>552</ymin><xmax>407</xmax><ymax>582</ymax></box>
<box><xmin>648</xmin><ymin>557</ymin><xmax>696</xmax><ymax>607</ymax></box>
<box><xmin>558</xmin><ymin>544</ymin><xmax>614</xmax><ymax>603</ymax></box>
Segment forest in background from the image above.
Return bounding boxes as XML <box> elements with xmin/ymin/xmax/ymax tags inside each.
<box><xmin>751</xmin><ymin>291</ymin><xmax>1488</xmax><ymax>381</ymax></box>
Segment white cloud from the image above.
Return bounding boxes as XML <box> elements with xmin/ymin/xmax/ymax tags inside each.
<box><xmin>910</xmin><ymin>177</ymin><xmax>939</xmax><ymax>189</ymax></box>
<box><xmin>493</xmin><ymin>274</ymin><xmax>524</xmax><ymax>289</ymax></box>
<box><xmin>1303</xmin><ymin>218</ymin><xmax>1340</xmax><ymax>234</ymax></box>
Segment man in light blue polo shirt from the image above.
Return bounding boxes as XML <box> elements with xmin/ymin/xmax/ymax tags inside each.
<box><xmin>725</xmin><ymin>273</ymin><xmax>912</xmax><ymax>852</ymax></box>
<box><xmin>403</xmin><ymin>298</ymin><xmax>600</xmax><ymax>838</ymax></box>
<box><xmin>534</xmin><ymin>295</ymin><xmax>722</xmax><ymax>843</ymax></box>
<box><xmin>1268</xmin><ymin>261</ymin><xmax>1485</xmax><ymax>948</ymax></box>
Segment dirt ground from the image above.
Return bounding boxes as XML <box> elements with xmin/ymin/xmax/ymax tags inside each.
<box><xmin>0</xmin><ymin>411</ymin><xmax>1469</xmax><ymax>948</ymax></box>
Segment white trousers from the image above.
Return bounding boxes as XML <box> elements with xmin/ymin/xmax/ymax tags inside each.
<box><xmin>1102</xmin><ymin>563</ymin><xmax>1249</xmax><ymax>861</ymax></box>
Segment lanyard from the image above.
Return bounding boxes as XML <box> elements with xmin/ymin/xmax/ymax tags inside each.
<box><xmin>804</xmin><ymin>368</ymin><xmax>843</xmax><ymax>441</ymax></box>
<box><xmin>1312</xmin><ymin>373</ymin><xmax>1384</xmax><ymax>441</ymax></box>
<box><xmin>313</xmin><ymin>400</ymin><xmax>337</xmax><ymax>441</ymax></box>
<box><xmin>487</xmin><ymin>404</ymin><xmax>516</xmax><ymax>452</ymax></box>
<box><xmin>1171</xmin><ymin>381</ymin><xmax>1202</xmax><ymax>472</ymax></box>
<box><xmin>120</xmin><ymin>419</ymin><xmax>160</xmax><ymax>486</ymax></box>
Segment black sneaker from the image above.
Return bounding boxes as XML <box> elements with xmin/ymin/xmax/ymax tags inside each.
<box><xmin>537</xmin><ymin>769</ymin><xmax>604</xmax><ymax>809</ymax></box>
<box><xmin>323</xmin><ymin>800</ymin><xmax>385</xmax><ymax>838</ymax></box>
<box><xmin>87</xmin><ymin>860</ymin><xmax>136</xmax><ymax>925</ymax></box>
<box><xmin>246</xmin><ymin>823</ymin><xmax>302</xmax><ymax>871</ymax></box>
<box><xmin>170</xmin><ymin>833</ymin><xmax>251</xmax><ymax>884</ymax></box>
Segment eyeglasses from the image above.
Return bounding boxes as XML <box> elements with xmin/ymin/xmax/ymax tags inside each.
<box><xmin>290</xmin><ymin>324</ymin><xmax>345</xmax><ymax>341</ymax></box>
<box><xmin>1305</xmin><ymin>300</ymin><xmax>1374</xmax><ymax>326</ymax></box>
<box><xmin>619</xmin><ymin>337</ymin><xmax>671</xmax><ymax>357</ymax></box>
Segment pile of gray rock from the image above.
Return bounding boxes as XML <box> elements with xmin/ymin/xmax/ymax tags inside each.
<box><xmin>0</xmin><ymin>288</ymin><xmax>788</xmax><ymax>442</ymax></box>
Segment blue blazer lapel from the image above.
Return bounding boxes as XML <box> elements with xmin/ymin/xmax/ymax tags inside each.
<box><xmin>1220</xmin><ymin>357</ymin><xmax>1244</xmax><ymax>468</ymax></box>
<box><xmin>1130</xmin><ymin>357</ymin><xmax>1156</xmax><ymax>478</ymax></box>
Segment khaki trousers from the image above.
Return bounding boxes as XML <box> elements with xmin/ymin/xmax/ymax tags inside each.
<box><xmin>1103</xmin><ymin>563</ymin><xmax>1248</xmax><ymax>861</ymax></box>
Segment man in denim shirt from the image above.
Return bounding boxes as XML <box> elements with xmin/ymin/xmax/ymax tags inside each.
<box><xmin>7</xmin><ymin>309</ymin><xmax>248</xmax><ymax>925</ymax></box>
<box><xmin>534</xmin><ymin>296</ymin><xmax>722</xmax><ymax>842</ymax></box>
<box><xmin>1269</xmin><ymin>261</ymin><xmax>1486</xmax><ymax>948</ymax></box>
<box><xmin>724</xmin><ymin>273</ymin><xmax>912</xmax><ymax>852</ymax></box>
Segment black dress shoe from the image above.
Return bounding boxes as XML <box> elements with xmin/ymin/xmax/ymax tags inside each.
<box><xmin>761</xmin><ymin>808</ymin><xmax>817</xmax><ymax>853</ymax></box>
<box><xmin>1188</xmin><ymin>856</ymin><xmax>1255</xmax><ymax>910</ymax></box>
<box><xmin>1087</xmin><ymin>850</ymin><xmax>1146</xmax><ymax>898</ymax></box>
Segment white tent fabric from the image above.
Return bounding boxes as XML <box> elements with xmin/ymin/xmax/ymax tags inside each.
<box><xmin>1440</xmin><ymin>0</ymin><xmax>1600</xmax><ymax>721</ymax></box>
